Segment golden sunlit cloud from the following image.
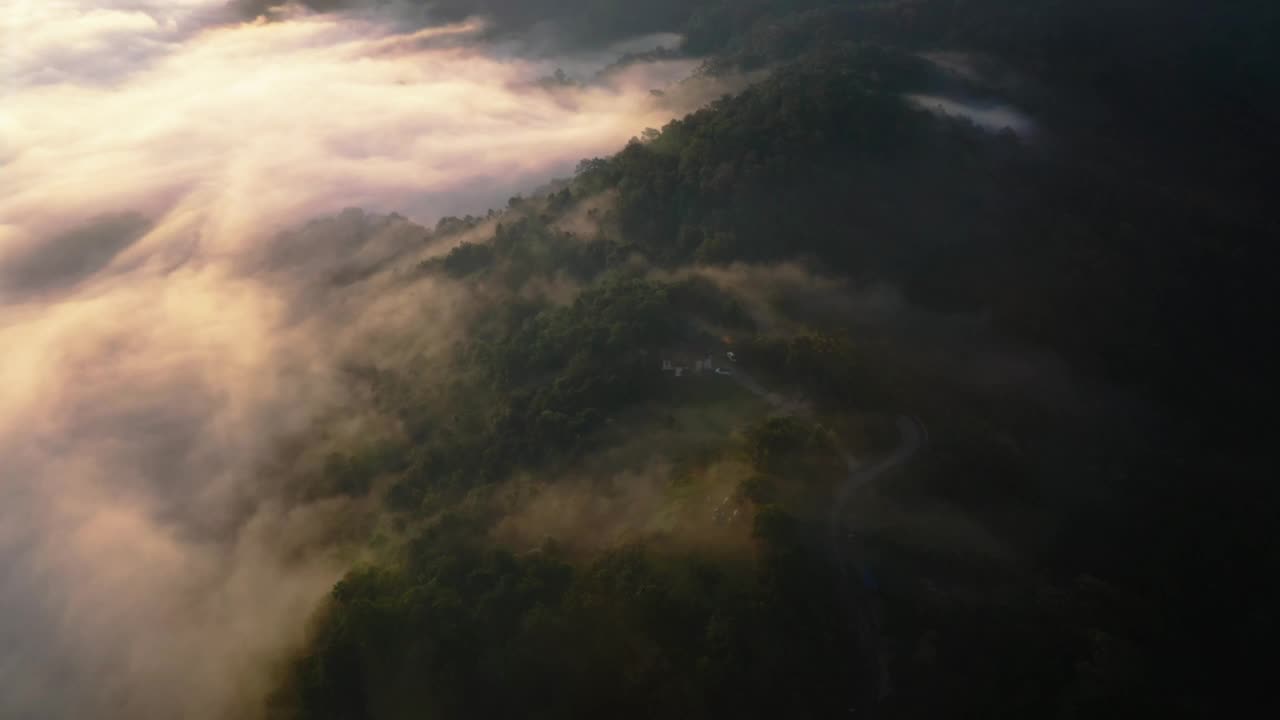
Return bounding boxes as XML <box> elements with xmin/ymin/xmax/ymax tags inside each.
<box><xmin>1</xmin><ymin>3</ymin><xmax>692</xmax><ymax>248</ymax></box>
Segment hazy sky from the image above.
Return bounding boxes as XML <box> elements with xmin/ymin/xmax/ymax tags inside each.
<box><xmin>0</xmin><ymin>2</ymin><xmax>700</xmax><ymax>717</ymax></box>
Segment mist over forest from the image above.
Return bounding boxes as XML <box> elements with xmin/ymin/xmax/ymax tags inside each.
<box><xmin>1</xmin><ymin>2</ymin><xmax>1275</xmax><ymax>719</ymax></box>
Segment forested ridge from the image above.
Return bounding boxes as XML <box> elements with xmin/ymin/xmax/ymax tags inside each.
<box><xmin>263</xmin><ymin>2</ymin><xmax>1276</xmax><ymax>718</ymax></box>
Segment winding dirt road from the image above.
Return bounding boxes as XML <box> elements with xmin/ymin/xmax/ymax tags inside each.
<box><xmin>827</xmin><ymin>415</ymin><xmax>926</xmax><ymax>713</ymax></box>
<box><xmin>729</xmin><ymin>368</ymin><xmax>927</xmax><ymax>715</ymax></box>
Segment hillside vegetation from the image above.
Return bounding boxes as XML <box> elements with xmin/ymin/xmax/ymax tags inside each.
<box><xmin>263</xmin><ymin>3</ymin><xmax>1275</xmax><ymax>718</ymax></box>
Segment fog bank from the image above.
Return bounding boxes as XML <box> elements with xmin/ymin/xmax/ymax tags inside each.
<box><xmin>0</xmin><ymin>2</ymin><xmax>711</xmax><ymax>717</ymax></box>
<box><xmin>906</xmin><ymin>93</ymin><xmax>1035</xmax><ymax>136</ymax></box>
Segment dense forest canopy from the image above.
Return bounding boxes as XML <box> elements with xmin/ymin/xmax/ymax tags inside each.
<box><xmin>249</xmin><ymin>2</ymin><xmax>1279</xmax><ymax>718</ymax></box>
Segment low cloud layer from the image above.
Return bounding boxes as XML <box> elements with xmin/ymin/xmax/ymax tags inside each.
<box><xmin>0</xmin><ymin>2</ymin><xmax>708</xmax><ymax>717</ymax></box>
<box><xmin>906</xmin><ymin>93</ymin><xmax>1036</xmax><ymax>136</ymax></box>
<box><xmin>0</xmin><ymin>213</ymin><xmax>152</xmax><ymax>299</ymax></box>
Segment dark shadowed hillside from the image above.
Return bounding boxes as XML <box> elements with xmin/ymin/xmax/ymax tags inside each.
<box><xmin>257</xmin><ymin>4</ymin><xmax>1276</xmax><ymax>718</ymax></box>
